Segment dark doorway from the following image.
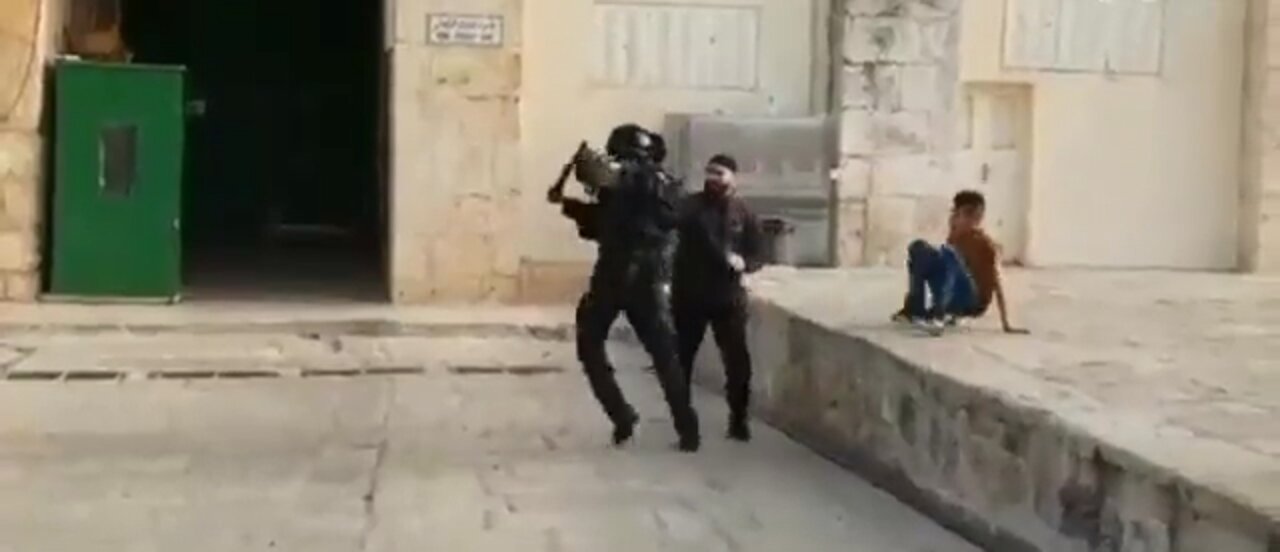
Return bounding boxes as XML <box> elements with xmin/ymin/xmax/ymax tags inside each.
<box><xmin>120</xmin><ymin>0</ymin><xmax>386</xmax><ymax>301</ymax></box>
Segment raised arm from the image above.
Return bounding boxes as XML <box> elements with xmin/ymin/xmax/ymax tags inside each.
<box><xmin>560</xmin><ymin>198</ymin><xmax>601</xmax><ymax>241</ymax></box>
<box><xmin>546</xmin><ymin>143</ymin><xmax>586</xmax><ymax>204</ymax></box>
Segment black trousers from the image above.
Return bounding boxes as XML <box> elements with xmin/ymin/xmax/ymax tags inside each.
<box><xmin>675</xmin><ymin>293</ymin><xmax>752</xmax><ymax>422</ymax></box>
<box><xmin>575</xmin><ymin>266</ymin><xmax>699</xmax><ymax>442</ymax></box>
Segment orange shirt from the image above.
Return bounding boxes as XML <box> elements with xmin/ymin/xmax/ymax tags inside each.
<box><xmin>947</xmin><ymin>228</ymin><xmax>998</xmax><ymax>315</ymax></box>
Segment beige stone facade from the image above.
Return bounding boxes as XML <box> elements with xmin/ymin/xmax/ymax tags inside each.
<box><xmin>0</xmin><ymin>0</ymin><xmax>51</xmax><ymax>301</ymax></box>
<box><xmin>839</xmin><ymin>0</ymin><xmax>1250</xmax><ymax>270</ymax></box>
<box><xmin>2</xmin><ymin>0</ymin><xmax>1279</xmax><ymax>303</ymax></box>
<box><xmin>1241</xmin><ymin>0</ymin><xmax>1280</xmax><ymax>272</ymax></box>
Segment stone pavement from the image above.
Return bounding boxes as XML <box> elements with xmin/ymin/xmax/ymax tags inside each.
<box><xmin>0</xmin><ymin>302</ymin><xmax>580</xmax><ymax>336</ymax></box>
<box><xmin>716</xmin><ymin>267</ymin><xmax>1280</xmax><ymax>551</ymax></box>
<box><xmin>0</xmin><ymin>330</ymin><xmax>976</xmax><ymax>551</ymax></box>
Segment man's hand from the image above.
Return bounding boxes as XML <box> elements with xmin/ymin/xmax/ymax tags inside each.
<box><xmin>727</xmin><ymin>253</ymin><xmax>746</xmax><ymax>273</ymax></box>
<box><xmin>546</xmin><ymin>182</ymin><xmax>565</xmax><ymax>204</ymax></box>
<box><xmin>547</xmin><ymin>145</ymin><xmax>583</xmax><ymax>204</ymax></box>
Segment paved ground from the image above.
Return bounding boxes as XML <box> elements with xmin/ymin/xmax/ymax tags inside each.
<box><xmin>750</xmin><ymin>267</ymin><xmax>1280</xmax><ymax>520</ymax></box>
<box><xmin>0</xmin><ymin>332</ymin><xmax>976</xmax><ymax>552</ymax></box>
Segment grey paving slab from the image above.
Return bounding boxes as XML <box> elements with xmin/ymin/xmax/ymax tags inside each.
<box><xmin>0</xmin><ymin>334</ymin><xmax>975</xmax><ymax>552</ymax></box>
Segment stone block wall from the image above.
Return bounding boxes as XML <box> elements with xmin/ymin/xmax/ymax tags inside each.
<box><xmin>1241</xmin><ymin>0</ymin><xmax>1280</xmax><ymax>273</ymax></box>
<box><xmin>0</xmin><ymin>0</ymin><xmax>50</xmax><ymax>301</ymax></box>
<box><xmin>835</xmin><ymin>0</ymin><xmax>963</xmax><ymax>267</ymax></box>
<box><xmin>388</xmin><ymin>0</ymin><xmax>524</xmax><ymax>303</ymax></box>
<box><xmin>696</xmin><ymin>298</ymin><xmax>1279</xmax><ymax>552</ymax></box>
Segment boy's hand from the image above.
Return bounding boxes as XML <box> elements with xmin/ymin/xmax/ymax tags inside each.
<box><xmin>1002</xmin><ymin>325</ymin><xmax>1030</xmax><ymax>335</ymax></box>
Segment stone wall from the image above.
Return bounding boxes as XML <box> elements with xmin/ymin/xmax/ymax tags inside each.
<box><xmin>835</xmin><ymin>0</ymin><xmax>963</xmax><ymax>267</ymax></box>
<box><xmin>0</xmin><ymin>0</ymin><xmax>50</xmax><ymax>301</ymax></box>
<box><xmin>388</xmin><ymin>0</ymin><xmax>523</xmax><ymax>303</ymax></box>
<box><xmin>1242</xmin><ymin>0</ymin><xmax>1280</xmax><ymax>273</ymax></box>
<box><xmin>696</xmin><ymin>294</ymin><xmax>1279</xmax><ymax>551</ymax></box>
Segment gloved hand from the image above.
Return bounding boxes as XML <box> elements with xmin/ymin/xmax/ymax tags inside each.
<box><xmin>727</xmin><ymin>253</ymin><xmax>746</xmax><ymax>273</ymax></box>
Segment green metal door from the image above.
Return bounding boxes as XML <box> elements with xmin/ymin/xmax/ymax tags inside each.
<box><xmin>50</xmin><ymin>61</ymin><xmax>185</xmax><ymax>301</ymax></box>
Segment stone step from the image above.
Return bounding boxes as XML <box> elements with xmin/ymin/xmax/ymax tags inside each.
<box><xmin>715</xmin><ymin>268</ymin><xmax>1280</xmax><ymax>552</ymax></box>
<box><xmin>0</xmin><ymin>304</ymin><xmax>587</xmax><ymax>340</ymax></box>
<box><xmin>0</xmin><ymin>334</ymin><xmax>648</xmax><ymax>383</ymax></box>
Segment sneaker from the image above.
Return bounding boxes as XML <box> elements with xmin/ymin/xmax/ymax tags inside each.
<box><xmin>912</xmin><ymin>317</ymin><xmax>945</xmax><ymax>336</ymax></box>
<box><xmin>612</xmin><ymin>410</ymin><xmax>640</xmax><ymax>447</ymax></box>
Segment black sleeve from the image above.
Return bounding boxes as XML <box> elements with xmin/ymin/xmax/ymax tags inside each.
<box><xmin>740</xmin><ymin>207</ymin><xmax>765</xmax><ymax>274</ymax></box>
<box><xmin>650</xmin><ymin>176</ymin><xmax>685</xmax><ymax>232</ymax></box>
<box><xmin>561</xmin><ymin>198</ymin><xmax>599</xmax><ymax>241</ymax></box>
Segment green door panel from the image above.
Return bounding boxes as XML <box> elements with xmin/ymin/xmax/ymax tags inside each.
<box><xmin>50</xmin><ymin>61</ymin><xmax>185</xmax><ymax>300</ymax></box>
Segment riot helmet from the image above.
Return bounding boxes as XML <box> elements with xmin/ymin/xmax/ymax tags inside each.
<box><xmin>605</xmin><ymin>123</ymin><xmax>655</xmax><ymax>161</ymax></box>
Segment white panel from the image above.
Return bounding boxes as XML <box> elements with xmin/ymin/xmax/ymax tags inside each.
<box><xmin>988</xmin><ymin>95</ymin><xmax>1018</xmax><ymax>150</ymax></box>
<box><xmin>1003</xmin><ymin>0</ymin><xmax>1164</xmax><ymax>74</ymax></box>
<box><xmin>1055</xmin><ymin>0</ymin><xmax>1107</xmax><ymax>71</ymax></box>
<box><xmin>1105</xmin><ymin>0</ymin><xmax>1163</xmax><ymax>74</ymax></box>
<box><xmin>591</xmin><ymin>3</ymin><xmax>760</xmax><ymax>90</ymax></box>
<box><xmin>1003</xmin><ymin>0</ymin><xmax>1061</xmax><ymax>69</ymax></box>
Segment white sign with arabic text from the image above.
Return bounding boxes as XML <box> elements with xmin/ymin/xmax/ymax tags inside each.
<box><xmin>427</xmin><ymin>14</ymin><xmax>503</xmax><ymax>47</ymax></box>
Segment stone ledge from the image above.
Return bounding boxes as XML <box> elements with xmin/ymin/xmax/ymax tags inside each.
<box><xmin>694</xmin><ymin>267</ymin><xmax>1280</xmax><ymax>551</ymax></box>
<box><xmin>0</xmin><ymin>303</ymin><xmax>600</xmax><ymax>341</ymax></box>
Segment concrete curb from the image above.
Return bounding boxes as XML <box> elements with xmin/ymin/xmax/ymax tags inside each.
<box><xmin>0</xmin><ymin>320</ymin><xmax>600</xmax><ymax>341</ymax></box>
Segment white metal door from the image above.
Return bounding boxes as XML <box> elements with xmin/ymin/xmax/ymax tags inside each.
<box><xmin>957</xmin><ymin>84</ymin><xmax>1032</xmax><ymax>265</ymax></box>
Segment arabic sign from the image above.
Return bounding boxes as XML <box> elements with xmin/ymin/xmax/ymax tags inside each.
<box><xmin>428</xmin><ymin>14</ymin><xmax>504</xmax><ymax>47</ymax></box>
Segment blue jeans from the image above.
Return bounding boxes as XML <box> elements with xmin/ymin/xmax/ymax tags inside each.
<box><xmin>904</xmin><ymin>240</ymin><xmax>977</xmax><ymax>319</ymax></box>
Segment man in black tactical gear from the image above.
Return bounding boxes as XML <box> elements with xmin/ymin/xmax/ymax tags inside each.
<box><xmin>546</xmin><ymin>124</ymin><xmax>700</xmax><ymax>452</ymax></box>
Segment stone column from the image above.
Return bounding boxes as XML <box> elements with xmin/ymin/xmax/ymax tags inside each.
<box><xmin>388</xmin><ymin>0</ymin><xmax>523</xmax><ymax>302</ymax></box>
<box><xmin>0</xmin><ymin>0</ymin><xmax>52</xmax><ymax>301</ymax></box>
<box><xmin>1240</xmin><ymin>0</ymin><xmax>1280</xmax><ymax>272</ymax></box>
<box><xmin>834</xmin><ymin>0</ymin><xmax>963</xmax><ymax>267</ymax></box>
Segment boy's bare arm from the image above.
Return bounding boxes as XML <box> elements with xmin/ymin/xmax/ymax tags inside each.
<box><xmin>992</xmin><ymin>266</ymin><xmax>1029</xmax><ymax>334</ymax></box>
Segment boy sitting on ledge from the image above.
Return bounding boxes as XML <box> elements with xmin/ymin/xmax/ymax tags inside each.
<box><xmin>892</xmin><ymin>190</ymin><xmax>1028</xmax><ymax>336</ymax></box>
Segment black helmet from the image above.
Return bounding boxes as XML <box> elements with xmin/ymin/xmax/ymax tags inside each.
<box><xmin>605</xmin><ymin>123</ymin><xmax>656</xmax><ymax>161</ymax></box>
<box><xmin>649</xmin><ymin>133</ymin><xmax>667</xmax><ymax>164</ymax></box>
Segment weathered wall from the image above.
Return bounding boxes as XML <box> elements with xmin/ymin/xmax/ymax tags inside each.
<box><xmin>517</xmin><ymin>0</ymin><xmax>826</xmax><ymax>301</ymax></box>
<box><xmin>0</xmin><ymin>0</ymin><xmax>52</xmax><ymax>300</ymax></box>
<box><xmin>387</xmin><ymin>0</ymin><xmax>828</xmax><ymax>303</ymax></box>
<box><xmin>695</xmin><ymin>289</ymin><xmax>1279</xmax><ymax>551</ymax></box>
<box><xmin>834</xmin><ymin>0</ymin><xmax>964</xmax><ymax>267</ymax></box>
<box><xmin>1241</xmin><ymin>0</ymin><xmax>1280</xmax><ymax>273</ymax></box>
<box><xmin>839</xmin><ymin>0</ymin><xmax>1246</xmax><ymax>271</ymax></box>
<box><xmin>0</xmin><ymin>0</ymin><xmax>829</xmax><ymax>304</ymax></box>
<box><xmin>388</xmin><ymin>0</ymin><xmax>523</xmax><ymax>302</ymax></box>
<box><xmin>960</xmin><ymin>0</ymin><xmax>1245</xmax><ymax>269</ymax></box>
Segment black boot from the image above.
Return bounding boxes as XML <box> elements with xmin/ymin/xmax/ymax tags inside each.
<box><xmin>676</xmin><ymin>432</ymin><xmax>701</xmax><ymax>453</ymax></box>
<box><xmin>612</xmin><ymin>409</ymin><xmax>640</xmax><ymax>446</ymax></box>
<box><xmin>727</xmin><ymin>415</ymin><xmax>751</xmax><ymax>442</ymax></box>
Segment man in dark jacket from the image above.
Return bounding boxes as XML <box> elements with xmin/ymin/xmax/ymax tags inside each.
<box><xmin>674</xmin><ymin>154</ymin><xmax>763</xmax><ymax>442</ymax></box>
<box><xmin>547</xmin><ymin>125</ymin><xmax>700</xmax><ymax>452</ymax></box>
